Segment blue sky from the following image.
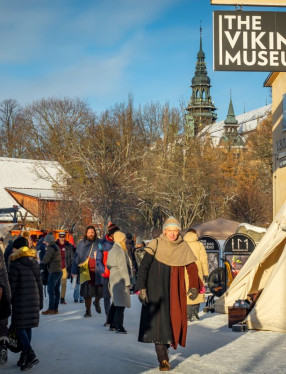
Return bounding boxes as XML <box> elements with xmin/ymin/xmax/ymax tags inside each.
<box><xmin>0</xmin><ymin>0</ymin><xmax>281</xmax><ymax>121</ymax></box>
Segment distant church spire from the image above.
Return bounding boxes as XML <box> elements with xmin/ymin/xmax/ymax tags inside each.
<box><xmin>198</xmin><ymin>22</ymin><xmax>204</xmax><ymax>59</ymax></box>
<box><xmin>219</xmin><ymin>93</ymin><xmax>245</xmax><ymax>148</ymax></box>
<box><xmin>185</xmin><ymin>25</ymin><xmax>217</xmax><ymax>136</ymax></box>
<box><xmin>224</xmin><ymin>94</ymin><xmax>238</xmax><ymax>126</ymax></box>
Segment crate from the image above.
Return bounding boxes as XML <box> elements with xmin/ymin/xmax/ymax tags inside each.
<box><xmin>228</xmin><ymin>307</ymin><xmax>250</xmax><ymax>328</ymax></box>
<box><xmin>232</xmin><ymin>323</ymin><xmax>247</xmax><ymax>332</ymax></box>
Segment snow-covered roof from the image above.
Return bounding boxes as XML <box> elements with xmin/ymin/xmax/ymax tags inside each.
<box><xmin>0</xmin><ymin>157</ymin><xmax>67</xmax><ymax>222</ymax></box>
<box><xmin>6</xmin><ymin>188</ymin><xmax>61</xmax><ymax>200</ymax></box>
<box><xmin>201</xmin><ymin>104</ymin><xmax>272</xmax><ymax>146</ymax></box>
<box><xmin>237</xmin><ymin>222</ymin><xmax>267</xmax><ymax>234</ymax></box>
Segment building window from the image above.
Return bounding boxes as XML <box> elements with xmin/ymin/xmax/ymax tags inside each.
<box><xmin>283</xmin><ymin>94</ymin><xmax>286</xmax><ymax>132</ymax></box>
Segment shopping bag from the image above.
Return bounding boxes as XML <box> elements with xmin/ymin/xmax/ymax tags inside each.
<box><xmin>78</xmin><ymin>259</ymin><xmax>91</xmax><ymax>284</ymax></box>
<box><xmin>7</xmin><ymin>325</ymin><xmax>22</xmax><ymax>353</ymax></box>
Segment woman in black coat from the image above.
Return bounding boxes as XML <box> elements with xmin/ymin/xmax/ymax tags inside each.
<box><xmin>9</xmin><ymin>237</ymin><xmax>43</xmax><ymax>370</ymax></box>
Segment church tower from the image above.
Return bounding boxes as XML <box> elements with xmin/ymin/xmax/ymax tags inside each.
<box><xmin>185</xmin><ymin>27</ymin><xmax>217</xmax><ymax>136</ymax></box>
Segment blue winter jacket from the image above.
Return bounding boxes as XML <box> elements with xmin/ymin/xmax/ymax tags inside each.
<box><xmin>71</xmin><ymin>239</ymin><xmax>102</xmax><ymax>285</ymax></box>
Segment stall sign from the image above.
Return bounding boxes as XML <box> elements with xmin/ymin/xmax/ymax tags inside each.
<box><xmin>224</xmin><ymin>233</ymin><xmax>255</xmax><ymax>253</ymax></box>
<box><xmin>199</xmin><ymin>235</ymin><xmax>220</xmax><ymax>251</ymax></box>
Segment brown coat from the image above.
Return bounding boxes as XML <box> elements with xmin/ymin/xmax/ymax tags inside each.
<box><xmin>184</xmin><ymin>232</ymin><xmax>209</xmax><ymax>305</ymax></box>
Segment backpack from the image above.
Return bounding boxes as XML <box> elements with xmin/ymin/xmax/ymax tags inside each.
<box><xmin>40</xmin><ymin>263</ymin><xmax>49</xmax><ymax>286</ymax></box>
<box><xmin>134</xmin><ymin>239</ymin><xmax>158</xmax><ymax>269</ymax></box>
<box><xmin>134</xmin><ymin>247</ymin><xmax>146</xmax><ymax>269</ymax></box>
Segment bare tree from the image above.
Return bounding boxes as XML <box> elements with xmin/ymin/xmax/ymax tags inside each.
<box><xmin>0</xmin><ymin>99</ymin><xmax>30</xmax><ymax>157</ymax></box>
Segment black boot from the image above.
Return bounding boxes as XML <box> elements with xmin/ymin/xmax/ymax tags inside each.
<box><xmin>193</xmin><ymin>304</ymin><xmax>200</xmax><ymax>320</ymax></box>
<box><xmin>84</xmin><ymin>309</ymin><xmax>91</xmax><ymax>317</ymax></box>
<box><xmin>17</xmin><ymin>351</ymin><xmax>27</xmax><ymax>367</ymax></box>
<box><xmin>20</xmin><ymin>349</ymin><xmax>39</xmax><ymax>371</ymax></box>
<box><xmin>187</xmin><ymin>305</ymin><xmax>194</xmax><ymax>322</ymax></box>
<box><xmin>93</xmin><ymin>300</ymin><xmax>101</xmax><ymax>314</ymax></box>
<box><xmin>0</xmin><ymin>340</ymin><xmax>7</xmax><ymax>365</ymax></box>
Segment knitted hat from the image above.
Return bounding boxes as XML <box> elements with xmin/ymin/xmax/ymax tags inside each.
<box><xmin>13</xmin><ymin>237</ymin><xmax>29</xmax><ymax>249</ymax></box>
<box><xmin>163</xmin><ymin>217</ymin><xmax>181</xmax><ymax>231</ymax></box>
<box><xmin>58</xmin><ymin>232</ymin><xmax>66</xmax><ymax>237</ymax></box>
<box><xmin>126</xmin><ymin>233</ymin><xmax>133</xmax><ymax>240</ymax></box>
<box><xmin>113</xmin><ymin>231</ymin><xmax>126</xmax><ymax>243</ymax></box>
<box><xmin>107</xmin><ymin>223</ymin><xmax>120</xmax><ymax>236</ymax></box>
<box><xmin>44</xmin><ymin>232</ymin><xmax>55</xmax><ymax>245</ymax></box>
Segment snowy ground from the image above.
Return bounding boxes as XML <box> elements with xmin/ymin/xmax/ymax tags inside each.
<box><xmin>3</xmin><ymin>284</ymin><xmax>286</xmax><ymax>374</ymax></box>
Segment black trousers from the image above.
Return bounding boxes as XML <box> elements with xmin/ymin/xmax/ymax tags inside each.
<box><xmin>102</xmin><ymin>277</ymin><xmax>111</xmax><ymax>317</ymax></box>
<box><xmin>0</xmin><ymin>318</ymin><xmax>8</xmax><ymax>341</ymax></box>
<box><xmin>107</xmin><ymin>303</ymin><xmax>125</xmax><ymax>329</ymax></box>
<box><xmin>155</xmin><ymin>343</ymin><xmax>170</xmax><ymax>363</ymax></box>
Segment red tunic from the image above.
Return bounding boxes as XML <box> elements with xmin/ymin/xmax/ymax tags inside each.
<box><xmin>170</xmin><ymin>262</ymin><xmax>200</xmax><ymax>349</ymax></box>
<box><xmin>88</xmin><ymin>257</ymin><xmax>96</xmax><ymax>284</ymax></box>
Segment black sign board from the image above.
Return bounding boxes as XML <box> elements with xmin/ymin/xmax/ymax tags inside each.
<box><xmin>223</xmin><ymin>233</ymin><xmax>255</xmax><ymax>253</ymax></box>
<box><xmin>199</xmin><ymin>235</ymin><xmax>220</xmax><ymax>252</ymax></box>
<box><xmin>213</xmin><ymin>11</ymin><xmax>286</xmax><ymax>71</ymax></box>
<box><xmin>199</xmin><ymin>235</ymin><xmax>220</xmax><ymax>273</ymax></box>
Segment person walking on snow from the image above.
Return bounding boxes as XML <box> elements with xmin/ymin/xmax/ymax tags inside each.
<box><xmin>55</xmin><ymin>232</ymin><xmax>75</xmax><ymax>305</ymax></box>
<box><xmin>106</xmin><ymin>231</ymin><xmax>131</xmax><ymax>334</ymax></box>
<box><xmin>96</xmin><ymin>222</ymin><xmax>120</xmax><ymax>325</ymax></box>
<box><xmin>71</xmin><ymin>226</ymin><xmax>102</xmax><ymax>317</ymax></box>
<box><xmin>184</xmin><ymin>229</ymin><xmax>209</xmax><ymax>321</ymax></box>
<box><xmin>135</xmin><ymin>217</ymin><xmax>201</xmax><ymax>372</ymax></box>
<box><xmin>8</xmin><ymin>237</ymin><xmax>43</xmax><ymax>370</ymax></box>
<box><xmin>42</xmin><ymin>232</ymin><xmax>62</xmax><ymax>315</ymax></box>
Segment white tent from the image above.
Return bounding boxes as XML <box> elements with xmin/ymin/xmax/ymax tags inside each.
<box><xmin>215</xmin><ymin>201</ymin><xmax>286</xmax><ymax>333</ymax></box>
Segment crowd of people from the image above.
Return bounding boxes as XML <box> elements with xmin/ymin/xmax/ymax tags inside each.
<box><xmin>0</xmin><ymin>217</ymin><xmax>209</xmax><ymax>372</ymax></box>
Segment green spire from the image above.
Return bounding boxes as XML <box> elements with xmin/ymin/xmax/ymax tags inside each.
<box><xmin>193</xmin><ymin>25</ymin><xmax>208</xmax><ymax>85</ymax></box>
<box><xmin>224</xmin><ymin>93</ymin><xmax>238</xmax><ymax>125</ymax></box>
<box><xmin>220</xmin><ymin>92</ymin><xmax>245</xmax><ymax>148</ymax></box>
<box><xmin>197</xmin><ymin>23</ymin><xmax>205</xmax><ymax>60</ymax></box>
<box><xmin>186</xmin><ymin>23</ymin><xmax>217</xmax><ymax>136</ymax></box>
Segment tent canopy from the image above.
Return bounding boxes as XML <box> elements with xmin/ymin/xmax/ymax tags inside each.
<box><xmin>188</xmin><ymin>218</ymin><xmax>240</xmax><ymax>240</ymax></box>
<box><xmin>215</xmin><ymin>202</ymin><xmax>286</xmax><ymax>333</ymax></box>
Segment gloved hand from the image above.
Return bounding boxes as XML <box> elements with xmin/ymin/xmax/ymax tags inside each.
<box><xmin>203</xmin><ymin>275</ymin><xmax>208</xmax><ymax>283</ymax></box>
<box><xmin>187</xmin><ymin>288</ymin><xmax>199</xmax><ymax>301</ymax></box>
<box><xmin>138</xmin><ymin>289</ymin><xmax>149</xmax><ymax>307</ymax></box>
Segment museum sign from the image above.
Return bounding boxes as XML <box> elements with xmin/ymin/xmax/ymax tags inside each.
<box><xmin>213</xmin><ymin>11</ymin><xmax>286</xmax><ymax>71</ymax></box>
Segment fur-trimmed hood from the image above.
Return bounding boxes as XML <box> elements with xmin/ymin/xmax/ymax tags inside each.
<box><xmin>9</xmin><ymin>247</ymin><xmax>38</xmax><ymax>262</ymax></box>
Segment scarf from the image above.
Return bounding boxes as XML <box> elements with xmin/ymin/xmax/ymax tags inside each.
<box><xmin>144</xmin><ymin>234</ymin><xmax>197</xmax><ymax>266</ymax></box>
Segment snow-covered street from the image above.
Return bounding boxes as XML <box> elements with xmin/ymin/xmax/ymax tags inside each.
<box><xmin>3</xmin><ymin>285</ymin><xmax>286</xmax><ymax>374</ymax></box>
